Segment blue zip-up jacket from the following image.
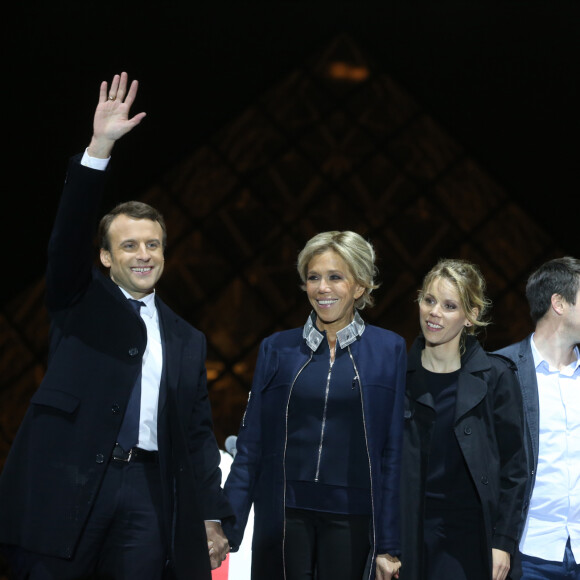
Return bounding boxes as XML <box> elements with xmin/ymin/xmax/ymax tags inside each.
<box><xmin>223</xmin><ymin>313</ymin><xmax>406</xmax><ymax>579</ymax></box>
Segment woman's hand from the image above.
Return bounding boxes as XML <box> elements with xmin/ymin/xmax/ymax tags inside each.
<box><xmin>492</xmin><ymin>548</ymin><xmax>510</xmax><ymax>580</ymax></box>
<box><xmin>376</xmin><ymin>553</ymin><xmax>401</xmax><ymax>580</ymax></box>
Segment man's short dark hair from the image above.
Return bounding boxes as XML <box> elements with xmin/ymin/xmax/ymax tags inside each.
<box><xmin>526</xmin><ymin>257</ymin><xmax>580</xmax><ymax>323</ymax></box>
<box><xmin>98</xmin><ymin>201</ymin><xmax>167</xmax><ymax>251</ymax></box>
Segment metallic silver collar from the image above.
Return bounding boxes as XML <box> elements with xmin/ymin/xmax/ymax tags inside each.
<box><xmin>302</xmin><ymin>311</ymin><xmax>365</xmax><ymax>352</ymax></box>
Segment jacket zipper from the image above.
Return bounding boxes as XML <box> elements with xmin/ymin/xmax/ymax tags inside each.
<box><xmin>348</xmin><ymin>346</ymin><xmax>376</xmax><ymax>580</ymax></box>
<box><xmin>282</xmin><ymin>351</ymin><xmax>313</xmax><ymax>580</ymax></box>
<box><xmin>314</xmin><ymin>356</ymin><xmax>334</xmax><ymax>482</ymax></box>
<box><xmin>241</xmin><ymin>391</ymin><xmax>251</xmax><ymax>427</ymax></box>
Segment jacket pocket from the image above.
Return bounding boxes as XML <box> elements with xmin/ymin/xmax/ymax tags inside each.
<box><xmin>30</xmin><ymin>388</ymin><xmax>80</xmax><ymax>414</ymax></box>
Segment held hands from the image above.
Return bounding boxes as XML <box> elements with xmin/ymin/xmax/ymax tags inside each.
<box><xmin>205</xmin><ymin>521</ymin><xmax>230</xmax><ymax>570</ymax></box>
<box><xmin>87</xmin><ymin>72</ymin><xmax>146</xmax><ymax>159</ymax></box>
<box><xmin>376</xmin><ymin>553</ymin><xmax>401</xmax><ymax>580</ymax></box>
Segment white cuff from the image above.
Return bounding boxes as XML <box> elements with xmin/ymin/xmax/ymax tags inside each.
<box><xmin>81</xmin><ymin>148</ymin><xmax>110</xmax><ymax>171</ymax></box>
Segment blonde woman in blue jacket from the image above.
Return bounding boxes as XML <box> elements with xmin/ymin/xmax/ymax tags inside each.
<box><xmin>224</xmin><ymin>231</ymin><xmax>407</xmax><ymax>580</ymax></box>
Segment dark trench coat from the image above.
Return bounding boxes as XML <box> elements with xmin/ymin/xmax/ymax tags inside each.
<box><xmin>400</xmin><ymin>335</ymin><xmax>528</xmax><ymax>580</ymax></box>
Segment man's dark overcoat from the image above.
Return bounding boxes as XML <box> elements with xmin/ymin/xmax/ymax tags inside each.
<box><xmin>0</xmin><ymin>156</ymin><xmax>232</xmax><ymax>578</ymax></box>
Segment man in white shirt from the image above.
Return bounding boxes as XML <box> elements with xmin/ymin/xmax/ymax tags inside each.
<box><xmin>496</xmin><ymin>257</ymin><xmax>580</xmax><ymax>579</ymax></box>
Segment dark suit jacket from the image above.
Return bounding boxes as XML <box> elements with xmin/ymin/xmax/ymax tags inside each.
<box><xmin>0</xmin><ymin>156</ymin><xmax>232</xmax><ymax>579</ymax></box>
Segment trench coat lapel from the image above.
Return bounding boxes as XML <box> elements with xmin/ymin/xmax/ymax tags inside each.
<box><xmin>454</xmin><ymin>338</ymin><xmax>489</xmax><ymax>422</ymax></box>
<box><xmin>407</xmin><ymin>372</ymin><xmax>436</xmax><ymax>410</ymax></box>
<box><xmin>406</xmin><ymin>338</ymin><xmax>436</xmax><ymax>410</ymax></box>
<box><xmin>454</xmin><ymin>372</ymin><xmax>487</xmax><ymax>422</ymax></box>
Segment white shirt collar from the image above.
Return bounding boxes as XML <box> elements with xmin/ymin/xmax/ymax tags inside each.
<box><xmin>530</xmin><ymin>333</ymin><xmax>580</xmax><ymax>376</ymax></box>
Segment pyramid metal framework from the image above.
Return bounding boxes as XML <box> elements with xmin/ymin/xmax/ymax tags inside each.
<box><xmin>0</xmin><ymin>35</ymin><xmax>560</xmax><ymax>485</ymax></box>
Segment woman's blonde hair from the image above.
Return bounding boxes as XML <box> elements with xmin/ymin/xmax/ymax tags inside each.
<box><xmin>419</xmin><ymin>258</ymin><xmax>491</xmax><ymax>335</ymax></box>
<box><xmin>297</xmin><ymin>231</ymin><xmax>379</xmax><ymax>310</ymax></box>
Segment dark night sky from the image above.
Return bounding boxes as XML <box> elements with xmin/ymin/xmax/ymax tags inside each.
<box><xmin>5</xmin><ymin>1</ymin><xmax>580</xmax><ymax>303</ymax></box>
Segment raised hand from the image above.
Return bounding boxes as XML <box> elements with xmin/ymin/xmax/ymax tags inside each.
<box><xmin>88</xmin><ymin>72</ymin><xmax>146</xmax><ymax>159</ymax></box>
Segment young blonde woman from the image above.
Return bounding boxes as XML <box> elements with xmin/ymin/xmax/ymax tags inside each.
<box><xmin>401</xmin><ymin>259</ymin><xmax>528</xmax><ymax>580</ymax></box>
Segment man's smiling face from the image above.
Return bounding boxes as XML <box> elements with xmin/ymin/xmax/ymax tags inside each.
<box><xmin>99</xmin><ymin>214</ymin><xmax>165</xmax><ymax>299</ymax></box>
